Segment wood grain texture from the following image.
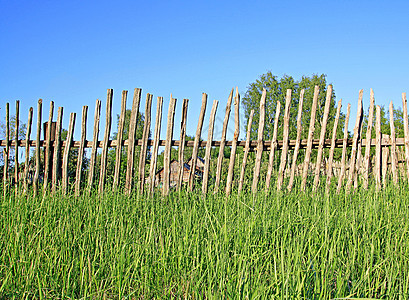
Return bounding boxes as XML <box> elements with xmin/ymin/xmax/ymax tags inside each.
<box><xmin>23</xmin><ymin>107</ymin><xmax>33</xmax><ymax>194</ymax></box>
<box><xmin>52</xmin><ymin>107</ymin><xmax>63</xmax><ymax>194</ymax></box>
<box><xmin>375</xmin><ymin>105</ymin><xmax>382</xmax><ymax>190</ymax></box>
<box><xmin>138</xmin><ymin>94</ymin><xmax>153</xmax><ymax>193</ymax></box>
<box><xmin>34</xmin><ymin>100</ymin><xmax>42</xmax><ymax>195</ymax></box>
<box><xmin>177</xmin><ymin>99</ymin><xmax>189</xmax><ymax>190</ymax></box>
<box><xmin>402</xmin><ymin>93</ymin><xmax>409</xmax><ymax>184</ymax></box>
<box><xmin>43</xmin><ymin>101</ymin><xmax>54</xmax><ymax>193</ymax></box>
<box><xmin>163</xmin><ymin>96</ymin><xmax>177</xmax><ymax>196</ymax></box>
<box><xmin>149</xmin><ymin>97</ymin><xmax>163</xmax><ymax>195</ymax></box>
<box><xmin>113</xmin><ymin>91</ymin><xmax>127</xmax><ymax>189</ymax></box>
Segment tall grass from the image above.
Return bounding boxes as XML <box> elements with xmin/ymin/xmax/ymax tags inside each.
<box><xmin>1</xmin><ymin>182</ymin><xmax>409</xmax><ymax>298</ymax></box>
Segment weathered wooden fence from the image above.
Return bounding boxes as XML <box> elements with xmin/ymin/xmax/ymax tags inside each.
<box><xmin>1</xmin><ymin>86</ymin><xmax>409</xmax><ymax>197</ymax></box>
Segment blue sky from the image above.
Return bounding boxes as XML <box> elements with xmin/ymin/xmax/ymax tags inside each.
<box><xmin>1</xmin><ymin>0</ymin><xmax>409</xmax><ymax>141</ymax></box>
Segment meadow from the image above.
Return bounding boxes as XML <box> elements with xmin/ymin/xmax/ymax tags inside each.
<box><xmin>1</xmin><ymin>181</ymin><xmax>409</xmax><ymax>299</ymax></box>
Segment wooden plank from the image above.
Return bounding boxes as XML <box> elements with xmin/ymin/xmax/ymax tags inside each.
<box><xmin>87</xmin><ymin>100</ymin><xmax>101</xmax><ymax>194</ymax></box>
<box><xmin>138</xmin><ymin>93</ymin><xmax>153</xmax><ymax>193</ymax></box>
<box><xmin>336</xmin><ymin>104</ymin><xmax>351</xmax><ymax>194</ymax></box>
<box><xmin>265</xmin><ymin>101</ymin><xmax>281</xmax><ymax>191</ymax></box>
<box><xmin>188</xmin><ymin>93</ymin><xmax>207</xmax><ymax>191</ymax></box>
<box><xmin>52</xmin><ymin>107</ymin><xmax>63</xmax><ymax>194</ymax></box>
<box><xmin>238</xmin><ymin>110</ymin><xmax>254</xmax><ymax>194</ymax></box>
<box><xmin>375</xmin><ymin>105</ymin><xmax>382</xmax><ymax>190</ymax></box>
<box><xmin>226</xmin><ymin>88</ymin><xmax>240</xmax><ymax>196</ymax></box>
<box><xmin>125</xmin><ymin>88</ymin><xmax>142</xmax><ymax>194</ymax></box>
<box><xmin>363</xmin><ymin>89</ymin><xmax>375</xmax><ymax>189</ymax></box>
<box><xmin>202</xmin><ymin>100</ymin><xmax>218</xmax><ymax>194</ymax></box>
<box><xmin>34</xmin><ymin>99</ymin><xmax>42</xmax><ymax>195</ymax></box>
<box><xmin>177</xmin><ymin>99</ymin><xmax>189</xmax><ymax>190</ymax></box>
<box><xmin>74</xmin><ymin>106</ymin><xmax>88</xmax><ymax>196</ymax></box>
<box><xmin>301</xmin><ymin>86</ymin><xmax>320</xmax><ymax>191</ymax></box>
<box><xmin>313</xmin><ymin>85</ymin><xmax>333</xmax><ymax>190</ymax></box>
<box><xmin>346</xmin><ymin>89</ymin><xmax>363</xmax><ymax>192</ymax></box>
<box><xmin>251</xmin><ymin>89</ymin><xmax>267</xmax><ymax>194</ymax></box>
<box><xmin>43</xmin><ymin>101</ymin><xmax>54</xmax><ymax>193</ymax></box>
<box><xmin>3</xmin><ymin>103</ymin><xmax>9</xmax><ymax>196</ymax></box>
<box><xmin>149</xmin><ymin>97</ymin><xmax>163</xmax><ymax>195</ymax></box>
<box><xmin>276</xmin><ymin>89</ymin><xmax>292</xmax><ymax>191</ymax></box>
<box><xmin>287</xmin><ymin>90</ymin><xmax>305</xmax><ymax>192</ymax></box>
<box><xmin>23</xmin><ymin>107</ymin><xmax>33</xmax><ymax>194</ymax></box>
<box><xmin>389</xmin><ymin>101</ymin><xmax>398</xmax><ymax>185</ymax></box>
<box><xmin>325</xmin><ymin>99</ymin><xmax>342</xmax><ymax>192</ymax></box>
<box><xmin>113</xmin><ymin>90</ymin><xmax>127</xmax><ymax>189</ymax></box>
<box><xmin>214</xmin><ymin>89</ymin><xmax>233</xmax><ymax>193</ymax></box>
<box><xmin>163</xmin><ymin>96</ymin><xmax>177</xmax><ymax>196</ymax></box>
<box><xmin>402</xmin><ymin>92</ymin><xmax>409</xmax><ymax>184</ymax></box>
<box><xmin>14</xmin><ymin>100</ymin><xmax>20</xmax><ymax>194</ymax></box>
<box><xmin>98</xmin><ymin>89</ymin><xmax>113</xmax><ymax>194</ymax></box>
<box><xmin>62</xmin><ymin>113</ymin><xmax>76</xmax><ymax>196</ymax></box>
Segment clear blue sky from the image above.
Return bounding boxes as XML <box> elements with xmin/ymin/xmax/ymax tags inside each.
<box><xmin>1</xmin><ymin>0</ymin><xmax>409</xmax><ymax>141</ymax></box>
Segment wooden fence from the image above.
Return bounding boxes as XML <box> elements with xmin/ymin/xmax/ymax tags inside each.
<box><xmin>1</xmin><ymin>86</ymin><xmax>409</xmax><ymax>197</ymax></box>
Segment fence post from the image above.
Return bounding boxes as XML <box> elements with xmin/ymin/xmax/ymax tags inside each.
<box><xmin>177</xmin><ymin>99</ymin><xmax>189</xmax><ymax>190</ymax></box>
<box><xmin>238</xmin><ymin>110</ymin><xmax>254</xmax><ymax>194</ymax></box>
<box><xmin>23</xmin><ymin>107</ymin><xmax>33</xmax><ymax>194</ymax></box>
<box><xmin>277</xmin><ymin>89</ymin><xmax>292</xmax><ymax>191</ymax></box>
<box><xmin>87</xmin><ymin>100</ymin><xmax>101</xmax><ymax>194</ymax></box>
<box><xmin>34</xmin><ymin>99</ymin><xmax>42</xmax><ymax>195</ymax></box>
<box><xmin>3</xmin><ymin>103</ymin><xmax>9</xmax><ymax>197</ymax></box>
<box><xmin>325</xmin><ymin>99</ymin><xmax>342</xmax><ymax>192</ymax></box>
<box><xmin>125</xmin><ymin>88</ymin><xmax>142</xmax><ymax>195</ymax></box>
<box><xmin>113</xmin><ymin>91</ymin><xmax>127</xmax><ymax>190</ymax></box>
<box><xmin>226</xmin><ymin>88</ymin><xmax>240</xmax><ymax>196</ymax></box>
<box><xmin>52</xmin><ymin>107</ymin><xmax>63</xmax><ymax>194</ymax></box>
<box><xmin>149</xmin><ymin>97</ymin><xmax>163</xmax><ymax>195</ymax></box>
<box><xmin>313</xmin><ymin>85</ymin><xmax>333</xmax><ymax>191</ymax></box>
<box><xmin>163</xmin><ymin>96</ymin><xmax>177</xmax><ymax>196</ymax></box>
<box><xmin>43</xmin><ymin>101</ymin><xmax>54</xmax><ymax>194</ymax></box>
<box><xmin>75</xmin><ymin>106</ymin><xmax>88</xmax><ymax>196</ymax></box>
<box><xmin>375</xmin><ymin>105</ymin><xmax>382</xmax><ymax>190</ymax></box>
<box><xmin>389</xmin><ymin>101</ymin><xmax>398</xmax><ymax>185</ymax></box>
<box><xmin>346</xmin><ymin>90</ymin><xmax>363</xmax><ymax>192</ymax></box>
<box><xmin>301</xmin><ymin>86</ymin><xmax>320</xmax><ymax>191</ymax></box>
<box><xmin>337</xmin><ymin>103</ymin><xmax>351</xmax><ymax>194</ymax></box>
<box><xmin>401</xmin><ymin>93</ymin><xmax>409</xmax><ymax>184</ymax></box>
<box><xmin>202</xmin><ymin>100</ymin><xmax>218</xmax><ymax>194</ymax></box>
<box><xmin>363</xmin><ymin>89</ymin><xmax>375</xmax><ymax>189</ymax></box>
<box><xmin>189</xmin><ymin>93</ymin><xmax>207</xmax><ymax>191</ymax></box>
<box><xmin>14</xmin><ymin>100</ymin><xmax>20</xmax><ymax>195</ymax></box>
<box><xmin>214</xmin><ymin>89</ymin><xmax>233</xmax><ymax>193</ymax></box>
<box><xmin>287</xmin><ymin>90</ymin><xmax>305</xmax><ymax>192</ymax></box>
<box><xmin>62</xmin><ymin>113</ymin><xmax>76</xmax><ymax>196</ymax></box>
<box><xmin>138</xmin><ymin>94</ymin><xmax>153</xmax><ymax>194</ymax></box>
<box><xmin>251</xmin><ymin>89</ymin><xmax>267</xmax><ymax>194</ymax></box>
<box><xmin>265</xmin><ymin>101</ymin><xmax>281</xmax><ymax>191</ymax></box>
<box><xmin>98</xmin><ymin>89</ymin><xmax>113</xmax><ymax>194</ymax></box>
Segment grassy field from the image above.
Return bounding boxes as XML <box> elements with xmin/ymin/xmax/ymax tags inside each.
<box><xmin>1</xmin><ymin>182</ymin><xmax>409</xmax><ymax>299</ymax></box>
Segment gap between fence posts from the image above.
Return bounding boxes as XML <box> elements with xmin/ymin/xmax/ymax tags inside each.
<box><xmin>139</xmin><ymin>94</ymin><xmax>153</xmax><ymax>194</ymax></box>
<box><xmin>389</xmin><ymin>101</ymin><xmax>398</xmax><ymax>185</ymax></box>
<box><xmin>75</xmin><ymin>106</ymin><xmax>88</xmax><ymax>196</ymax></box>
<box><xmin>87</xmin><ymin>100</ymin><xmax>101</xmax><ymax>195</ymax></box>
<box><xmin>34</xmin><ymin>100</ymin><xmax>42</xmax><ymax>195</ymax></box>
<box><xmin>62</xmin><ymin>113</ymin><xmax>76</xmax><ymax>196</ymax></box>
<box><xmin>113</xmin><ymin>91</ymin><xmax>127</xmax><ymax>190</ymax></box>
<box><xmin>23</xmin><ymin>107</ymin><xmax>33</xmax><ymax>194</ymax></box>
<box><xmin>226</xmin><ymin>88</ymin><xmax>240</xmax><ymax>196</ymax></box>
<box><xmin>177</xmin><ymin>99</ymin><xmax>188</xmax><ymax>191</ymax></box>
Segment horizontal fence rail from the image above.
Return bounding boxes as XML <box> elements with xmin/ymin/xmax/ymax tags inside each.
<box><xmin>1</xmin><ymin>87</ymin><xmax>409</xmax><ymax>197</ymax></box>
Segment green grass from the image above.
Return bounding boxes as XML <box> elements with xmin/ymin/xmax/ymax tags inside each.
<box><xmin>1</xmin><ymin>182</ymin><xmax>409</xmax><ymax>299</ymax></box>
